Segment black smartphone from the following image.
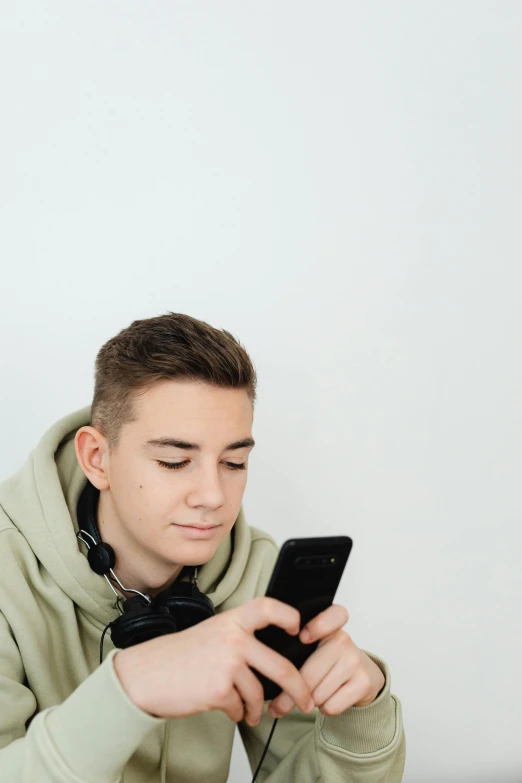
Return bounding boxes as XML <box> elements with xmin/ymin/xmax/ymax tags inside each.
<box><xmin>252</xmin><ymin>536</ymin><xmax>353</xmax><ymax>700</ymax></box>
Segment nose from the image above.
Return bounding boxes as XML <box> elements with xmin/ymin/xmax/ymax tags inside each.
<box><xmin>186</xmin><ymin>463</ymin><xmax>226</xmax><ymax>510</ymax></box>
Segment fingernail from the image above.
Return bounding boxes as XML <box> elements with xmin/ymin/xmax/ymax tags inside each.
<box><xmin>306</xmin><ymin>698</ymin><xmax>315</xmax><ymax>712</ymax></box>
<box><xmin>301</xmin><ymin>629</ymin><xmax>311</xmax><ymax>642</ymax></box>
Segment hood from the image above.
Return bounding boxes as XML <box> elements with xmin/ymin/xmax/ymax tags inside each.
<box><xmin>0</xmin><ymin>406</ymin><xmax>252</xmax><ymax>630</ymax></box>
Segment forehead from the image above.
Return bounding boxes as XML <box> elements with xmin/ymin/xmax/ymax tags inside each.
<box><xmin>128</xmin><ymin>379</ymin><xmax>253</xmax><ymax>436</ymax></box>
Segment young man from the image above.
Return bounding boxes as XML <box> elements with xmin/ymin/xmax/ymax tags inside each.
<box><xmin>0</xmin><ymin>313</ymin><xmax>406</xmax><ymax>782</ymax></box>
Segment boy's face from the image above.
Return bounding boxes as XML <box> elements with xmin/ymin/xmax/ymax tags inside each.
<box><xmin>99</xmin><ymin>380</ymin><xmax>254</xmax><ymax>573</ymax></box>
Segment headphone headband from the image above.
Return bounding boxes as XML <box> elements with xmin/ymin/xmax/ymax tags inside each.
<box><xmin>77</xmin><ymin>479</ymin><xmax>103</xmax><ymax>545</ymax></box>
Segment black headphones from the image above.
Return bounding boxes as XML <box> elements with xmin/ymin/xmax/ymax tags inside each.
<box><xmin>76</xmin><ymin>480</ymin><xmax>216</xmax><ymax>650</ymax></box>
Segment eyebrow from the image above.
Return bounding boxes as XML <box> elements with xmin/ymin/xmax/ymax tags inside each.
<box><xmin>144</xmin><ymin>437</ymin><xmax>255</xmax><ymax>452</ymax></box>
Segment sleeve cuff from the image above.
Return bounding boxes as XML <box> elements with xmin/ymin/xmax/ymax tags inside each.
<box><xmin>318</xmin><ymin>650</ymin><xmax>399</xmax><ymax>755</ymax></box>
<box><xmin>43</xmin><ymin>649</ymin><xmax>165</xmax><ymax>781</ymax></box>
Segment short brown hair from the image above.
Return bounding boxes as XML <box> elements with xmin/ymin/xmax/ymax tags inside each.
<box><xmin>91</xmin><ymin>312</ymin><xmax>257</xmax><ymax>450</ymax></box>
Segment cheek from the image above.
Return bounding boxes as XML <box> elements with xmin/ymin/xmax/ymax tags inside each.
<box><xmin>235</xmin><ymin>474</ymin><xmax>248</xmax><ymax>497</ymax></box>
<box><xmin>112</xmin><ymin>463</ymin><xmax>183</xmax><ymax>525</ymax></box>
<box><xmin>225</xmin><ymin>473</ymin><xmax>248</xmax><ymax>508</ymax></box>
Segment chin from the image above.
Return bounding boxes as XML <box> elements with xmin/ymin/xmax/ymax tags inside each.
<box><xmin>160</xmin><ymin>541</ymin><xmax>218</xmax><ymax>566</ymax></box>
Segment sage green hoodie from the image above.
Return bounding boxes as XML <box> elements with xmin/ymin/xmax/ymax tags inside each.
<box><xmin>0</xmin><ymin>406</ymin><xmax>406</xmax><ymax>782</ymax></box>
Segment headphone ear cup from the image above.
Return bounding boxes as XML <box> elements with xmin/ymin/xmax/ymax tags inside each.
<box><xmin>110</xmin><ymin>599</ymin><xmax>178</xmax><ymax>649</ymax></box>
<box><xmin>87</xmin><ymin>542</ymin><xmax>116</xmax><ymax>575</ymax></box>
<box><xmin>154</xmin><ymin>582</ymin><xmax>215</xmax><ymax>632</ymax></box>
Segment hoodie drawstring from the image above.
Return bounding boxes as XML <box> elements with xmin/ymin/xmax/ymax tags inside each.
<box><xmin>119</xmin><ymin>722</ymin><xmax>168</xmax><ymax>783</ymax></box>
<box><xmin>160</xmin><ymin>721</ymin><xmax>170</xmax><ymax>782</ymax></box>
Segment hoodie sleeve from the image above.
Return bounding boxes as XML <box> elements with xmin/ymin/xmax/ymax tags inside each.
<box><xmin>238</xmin><ymin>650</ymin><xmax>406</xmax><ymax>783</ymax></box>
<box><xmin>0</xmin><ymin>611</ymin><xmax>165</xmax><ymax>783</ymax></box>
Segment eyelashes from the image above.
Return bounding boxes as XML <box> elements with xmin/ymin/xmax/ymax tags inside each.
<box><xmin>157</xmin><ymin>460</ymin><xmax>247</xmax><ymax>472</ymax></box>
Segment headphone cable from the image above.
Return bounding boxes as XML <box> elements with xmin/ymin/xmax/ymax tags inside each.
<box><xmin>250</xmin><ymin>716</ymin><xmax>279</xmax><ymax>782</ymax></box>
<box><xmin>99</xmin><ymin>621</ymin><xmax>113</xmax><ymax>666</ymax></box>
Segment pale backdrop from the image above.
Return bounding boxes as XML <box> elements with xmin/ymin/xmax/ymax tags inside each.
<box><xmin>1</xmin><ymin>2</ymin><xmax>521</xmax><ymax>782</ymax></box>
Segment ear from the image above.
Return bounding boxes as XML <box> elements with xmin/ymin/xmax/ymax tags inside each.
<box><xmin>74</xmin><ymin>426</ymin><xmax>110</xmax><ymax>491</ymax></box>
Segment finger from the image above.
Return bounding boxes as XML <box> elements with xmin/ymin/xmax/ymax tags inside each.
<box><xmin>315</xmin><ymin>677</ymin><xmax>367</xmax><ymax>715</ymax></box>
<box><xmin>237</xmin><ymin>597</ymin><xmax>301</xmax><ymax>637</ymax></box>
<box><xmin>272</xmin><ymin>654</ymin><xmax>359</xmax><ymax>718</ymax></box>
<box><xmin>309</xmin><ymin>657</ymin><xmax>353</xmax><ymax>708</ymax></box>
<box><xmin>301</xmin><ymin>631</ymin><xmax>354</xmax><ymax>692</ymax></box>
<box><xmin>233</xmin><ymin>665</ymin><xmax>266</xmax><ymax>726</ymax></box>
<box><xmin>270</xmin><ymin>631</ymin><xmax>350</xmax><ymax>715</ymax></box>
<box><xmin>220</xmin><ymin>684</ymin><xmax>248</xmax><ymax>724</ymax></box>
<box><xmin>299</xmin><ymin>604</ymin><xmax>349</xmax><ymax>644</ymax></box>
<box><xmin>244</xmin><ymin>634</ymin><xmax>314</xmax><ymax>715</ymax></box>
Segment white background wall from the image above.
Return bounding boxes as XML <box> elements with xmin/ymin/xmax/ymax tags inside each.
<box><xmin>1</xmin><ymin>2</ymin><xmax>521</xmax><ymax>781</ymax></box>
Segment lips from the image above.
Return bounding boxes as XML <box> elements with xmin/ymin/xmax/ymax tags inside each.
<box><xmin>174</xmin><ymin>523</ymin><xmax>221</xmax><ymax>538</ymax></box>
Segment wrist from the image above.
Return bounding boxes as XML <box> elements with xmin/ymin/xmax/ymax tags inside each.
<box><xmin>113</xmin><ymin>647</ymin><xmax>160</xmax><ymax>718</ymax></box>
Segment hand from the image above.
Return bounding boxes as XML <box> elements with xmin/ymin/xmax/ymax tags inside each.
<box><xmin>113</xmin><ymin>597</ymin><xmax>315</xmax><ymax>727</ymax></box>
<box><xmin>267</xmin><ymin>604</ymin><xmax>385</xmax><ymax>718</ymax></box>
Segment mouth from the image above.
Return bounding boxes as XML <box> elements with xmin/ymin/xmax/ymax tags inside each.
<box><xmin>173</xmin><ymin>523</ymin><xmax>221</xmax><ymax>538</ymax></box>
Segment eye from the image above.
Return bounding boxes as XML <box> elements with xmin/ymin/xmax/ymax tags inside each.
<box><xmin>224</xmin><ymin>462</ymin><xmax>247</xmax><ymax>471</ymax></box>
<box><xmin>156</xmin><ymin>460</ymin><xmax>246</xmax><ymax>471</ymax></box>
<box><xmin>157</xmin><ymin>460</ymin><xmax>189</xmax><ymax>471</ymax></box>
